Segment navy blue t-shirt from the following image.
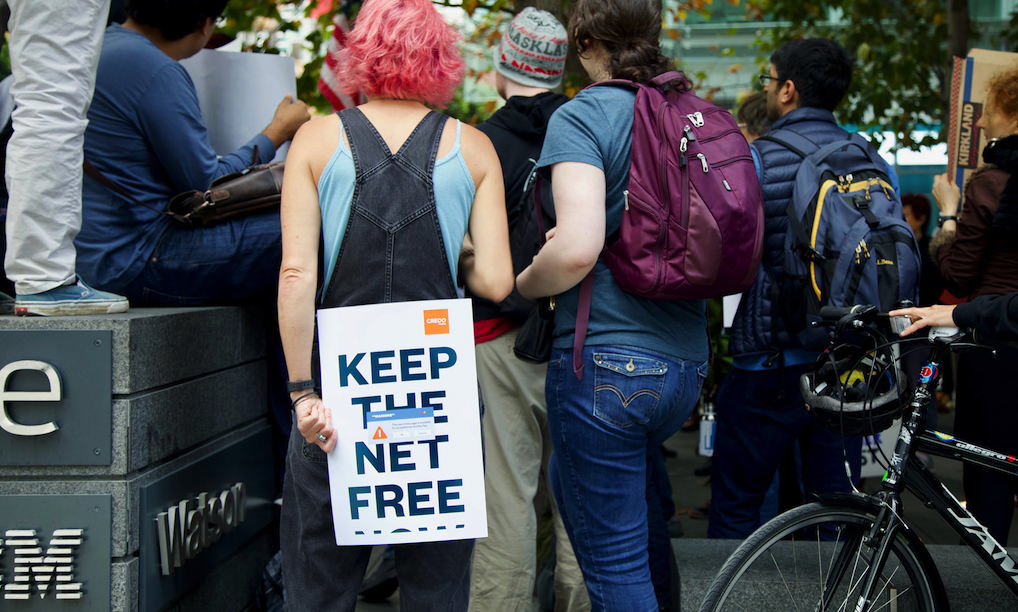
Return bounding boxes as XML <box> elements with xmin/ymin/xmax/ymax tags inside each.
<box><xmin>77</xmin><ymin>25</ymin><xmax>276</xmax><ymax>292</ymax></box>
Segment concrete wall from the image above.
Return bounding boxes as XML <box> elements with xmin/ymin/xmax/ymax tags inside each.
<box><xmin>0</xmin><ymin>306</ymin><xmax>278</xmax><ymax>611</ymax></box>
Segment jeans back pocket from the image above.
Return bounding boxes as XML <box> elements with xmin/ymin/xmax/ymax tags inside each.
<box><xmin>591</xmin><ymin>352</ymin><xmax>668</xmax><ymax>429</ymax></box>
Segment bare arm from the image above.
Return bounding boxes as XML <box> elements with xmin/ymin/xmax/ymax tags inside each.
<box><xmin>278</xmin><ymin>118</ymin><xmax>334</xmax><ymax>452</ymax></box>
<box><xmin>516</xmin><ymin>161</ymin><xmax>606</xmax><ymax>300</ymax></box>
<box><xmin>460</xmin><ymin>125</ymin><xmax>513</xmax><ymax>302</ymax></box>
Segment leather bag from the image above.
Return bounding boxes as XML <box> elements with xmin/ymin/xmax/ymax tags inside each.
<box><xmin>83</xmin><ymin>157</ymin><xmax>283</xmax><ymax>228</ymax></box>
<box><xmin>513</xmin><ymin>296</ymin><xmax>555</xmax><ymax>363</ymax></box>
<box><xmin>509</xmin><ymin>165</ymin><xmax>556</xmax><ymax>363</ymax></box>
<box><xmin>166</xmin><ymin>162</ymin><xmax>284</xmax><ymax>227</ymax></box>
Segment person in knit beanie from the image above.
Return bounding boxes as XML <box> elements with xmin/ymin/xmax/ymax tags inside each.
<box><xmin>467</xmin><ymin>7</ymin><xmax>588</xmax><ymax>612</ymax></box>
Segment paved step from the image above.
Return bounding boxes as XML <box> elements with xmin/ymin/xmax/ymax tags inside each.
<box><xmin>675</xmin><ymin>538</ymin><xmax>1018</xmax><ymax>610</ymax></box>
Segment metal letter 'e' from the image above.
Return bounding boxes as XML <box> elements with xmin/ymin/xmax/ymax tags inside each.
<box><xmin>0</xmin><ymin>360</ymin><xmax>61</xmax><ymax>436</ymax></box>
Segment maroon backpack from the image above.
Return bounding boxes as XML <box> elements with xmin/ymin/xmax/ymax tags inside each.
<box><xmin>572</xmin><ymin>72</ymin><xmax>764</xmax><ymax>378</ymax></box>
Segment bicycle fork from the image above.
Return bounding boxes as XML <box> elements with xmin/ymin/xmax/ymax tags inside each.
<box><xmin>830</xmin><ymin>381</ymin><xmax>929</xmax><ymax>612</ymax></box>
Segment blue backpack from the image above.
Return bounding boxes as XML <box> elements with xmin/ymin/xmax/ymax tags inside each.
<box><xmin>758</xmin><ymin>130</ymin><xmax>921</xmax><ymax>348</ymax></box>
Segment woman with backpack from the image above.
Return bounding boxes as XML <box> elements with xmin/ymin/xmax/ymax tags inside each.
<box><xmin>516</xmin><ymin>0</ymin><xmax>709</xmax><ymax>609</ymax></box>
<box><xmin>929</xmin><ymin>63</ymin><xmax>1018</xmax><ymax>546</ymax></box>
<box><xmin>275</xmin><ymin>0</ymin><xmax>512</xmax><ymax>608</ymax></box>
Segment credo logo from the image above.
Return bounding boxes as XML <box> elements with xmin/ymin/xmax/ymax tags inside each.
<box><xmin>423</xmin><ymin>309</ymin><xmax>450</xmax><ymax>335</ymax></box>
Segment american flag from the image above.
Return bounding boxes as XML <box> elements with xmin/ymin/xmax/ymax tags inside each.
<box><xmin>317</xmin><ymin>5</ymin><xmax>363</xmax><ymax>111</ymax></box>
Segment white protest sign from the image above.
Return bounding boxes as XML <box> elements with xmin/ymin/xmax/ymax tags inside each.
<box><xmin>316</xmin><ymin>298</ymin><xmax>486</xmax><ymax>545</ymax></box>
<box><xmin>180</xmin><ymin>49</ymin><xmax>296</xmax><ymax>162</ymax></box>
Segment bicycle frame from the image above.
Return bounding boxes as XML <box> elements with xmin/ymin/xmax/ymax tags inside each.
<box><xmin>863</xmin><ymin>339</ymin><xmax>1018</xmax><ymax>600</ymax></box>
<box><xmin>910</xmin><ymin>433</ymin><xmax>1018</xmax><ymax>595</ymax></box>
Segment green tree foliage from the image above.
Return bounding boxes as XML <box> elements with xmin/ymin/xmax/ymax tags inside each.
<box><xmin>746</xmin><ymin>0</ymin><xmax>949</xmax><ymax>151</ymax></box>
<box><xmin>219</xmin><ymin>1</ymin><xmax>335</xmax><ymax>111</ymax></box>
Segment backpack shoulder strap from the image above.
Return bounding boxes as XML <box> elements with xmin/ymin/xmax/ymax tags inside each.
<box><xmin>754</xmin><ymin>129</ymin><xmax>820</xmax><ymax>159</ymax></box>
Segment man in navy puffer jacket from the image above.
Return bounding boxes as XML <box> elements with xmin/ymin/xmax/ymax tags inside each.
<box><xmin>708</xmin><ymin>38</ymin><xmax>898</xmax><ymax>539</ymax></box>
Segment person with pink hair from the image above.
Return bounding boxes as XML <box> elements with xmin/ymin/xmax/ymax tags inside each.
<box><xmin>276</xmin><ymin>0</ymin><xmax>512</xmax><ymax>609</ymax></box>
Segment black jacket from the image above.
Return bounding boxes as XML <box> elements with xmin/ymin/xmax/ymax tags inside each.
<box><xmin>955</xmin><ymin>292</ymin><xmax>1018</xmax><ymax>344</ymax></box>
<box><xmin>469</xmin><ymin>91</ymin><xmax>569</xmax><ymax>323</ymax></box>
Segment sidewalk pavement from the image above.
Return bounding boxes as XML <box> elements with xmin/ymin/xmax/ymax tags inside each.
<box><xmin>356</xmin><ymin>407</ymin><xmax>1018</xmax><ymax>610</ymax></box>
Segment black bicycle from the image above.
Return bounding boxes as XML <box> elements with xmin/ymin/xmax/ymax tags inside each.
<box><xmin>699</xmin><ymin>304</ymin><xmax>1018</xmax><ymax>612</ymax></box>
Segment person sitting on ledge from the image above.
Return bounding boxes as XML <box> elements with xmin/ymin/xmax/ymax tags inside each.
<box><xmin>76</xmin><ymin>0</ymin><xmax>310</xmax><ymax>305</ymax></box>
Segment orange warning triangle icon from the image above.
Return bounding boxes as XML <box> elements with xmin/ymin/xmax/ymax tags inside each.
<box><xmin>372</xmin><ymin>427</ymin><xmax>387</xmax><ymax>440</ymax></box>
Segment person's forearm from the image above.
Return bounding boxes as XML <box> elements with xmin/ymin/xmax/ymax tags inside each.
<box><xmin>517</xmin><ymin>236</ymin><xmax>597</xmax><ymax>300</ymax></box>
<box><xmin>278</xmin><ymin>270</ymin><xmax>318</xmax><ymax>386</ymax></box>
<box><xmin>954</xmin><ymin>293</ymin><xmax>1018</xmax><ymax>343</ymax></box>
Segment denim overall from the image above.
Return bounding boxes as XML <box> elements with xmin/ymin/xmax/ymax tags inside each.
<box><xmin>280</xmin><ymin>108</ymin><xmax>472</xmax><ymax>611</ymax></box>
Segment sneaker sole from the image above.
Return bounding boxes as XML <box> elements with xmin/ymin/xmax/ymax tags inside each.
<box><xmin>15</xmin><ymin>300</ymin><xmax>129</xmax><ymax>316</ymax></box>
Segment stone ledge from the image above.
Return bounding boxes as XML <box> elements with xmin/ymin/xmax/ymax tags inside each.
<box><xmin>0</xmin><ymin>305</ymin><xmax>269</xmax><ymax>394</ymax></box>
<box><xmin>0</xmin><ymin>421</ymin><xmax>272</xmax><ymax>558</ymax></box>
<box><xmin>0</xmin><ymin>362</ymin><xmax>267</xmax><ymax>476</ymax></box>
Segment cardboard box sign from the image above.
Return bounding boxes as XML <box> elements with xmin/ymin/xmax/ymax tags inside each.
<box><xmin>948</xmin><ymin>48</ymin><xmax>1018</xmax><ymax>208</ymax></box>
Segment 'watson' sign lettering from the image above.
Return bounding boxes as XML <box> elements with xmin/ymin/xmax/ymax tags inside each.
<box><xmin>155</xmin><ymin>483</ymin><xmax>247</xmax><ymax>576</ymax></box>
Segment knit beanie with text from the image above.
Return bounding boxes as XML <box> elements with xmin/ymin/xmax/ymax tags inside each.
<box><xmin>494</xmin><ymin>7</ymin><xmax>567</xmax><ymax>89</ymax></box>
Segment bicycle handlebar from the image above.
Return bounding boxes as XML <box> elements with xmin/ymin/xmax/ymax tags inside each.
<box><xmin>818</xmin><ymin>305</ymin><xmax>877</xmax><ymax>321</ymax></box>
<box><xmin>817</xmin><ymin>304</ymin><xmax>984</xmax><ymax>353</ymax></box>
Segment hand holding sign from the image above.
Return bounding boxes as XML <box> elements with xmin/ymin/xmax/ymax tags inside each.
<box><xmin>295</xmin><ymin>393</ymin><xmax>336</xmax><ymax>453</ymax></box>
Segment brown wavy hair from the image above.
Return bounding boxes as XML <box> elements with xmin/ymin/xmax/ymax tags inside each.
<box><xmin>987</xmin><ymin>63</ymin><xmax>1018</xmax><ymax>121</ymax></box>
<box><xmin>568</xmin><ymin>0</ymin><xmax>675</xmax><ymax>84</ymax></box>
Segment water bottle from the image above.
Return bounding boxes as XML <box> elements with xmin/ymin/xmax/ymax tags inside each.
<box><xmin>698</xmin><ymin>395</ymin><xmax>716</xmax><ymax>457</ymax></box>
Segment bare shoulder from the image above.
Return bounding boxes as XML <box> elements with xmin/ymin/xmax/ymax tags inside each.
<box><xmin>291</xmin><ymin>114</ymin><xmax>341</xmax><ymax>156</ymax></box>
<box><xmin>290</xmin><ymin>114</ymin><xmax>341</xmax><ymax>179</ymax></box>
<box><xmin>459</xmin><ymin>121</ymin><xmax>495</xmax><ymax>153</ymax></box>
<box><xmin>458</xmin><ymin>121</ymin><xmax>499</xmax><ymax>179</ymax></box>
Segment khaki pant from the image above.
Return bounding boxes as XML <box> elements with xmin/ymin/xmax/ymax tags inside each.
<box><xmin>469</xmin><ymin>330</ymin><xmax>589</xmax><ymax>612</ymax></box>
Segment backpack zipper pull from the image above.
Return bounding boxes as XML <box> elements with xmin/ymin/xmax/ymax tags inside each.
<box><xmin>686</xmin><ymin>112</ymin><xmax>705</xmax><ymax>128</ymax></box>
<box><xmin>681</xmin><ymin>127</ymin><xmax>693</xmax><ymax>168</ymax></box>
<box><xmin>623</xmin><ymin>189</ymin><xmax>629</xmax><ymax>211</ymax></box>
<box><xmin>697</xmin><ymin>153</ymin><xmax>709</xmax><ymax>173</ymax></box>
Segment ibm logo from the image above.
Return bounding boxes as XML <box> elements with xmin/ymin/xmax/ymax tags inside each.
<box><xmin>0</xmin><ymin>529</ymin><xmax>84</xmax><ymax>600</ymax></box>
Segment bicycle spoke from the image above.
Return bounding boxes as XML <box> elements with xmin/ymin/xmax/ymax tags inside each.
<box><xmin>821</xmin><ymin>525</ymin><xmax>867</xmax><ymax>612</ymax></box>
<box><xmin>702</xmin><ymin>504</ymin><xmax>937</xmax><ymax>612</ymax></box>
<box><xmin>769</xmin><ymin>550</ymin><xmax>802</xmax><ymax>612</ymax></box>
<box><xmin>869</xmin><ymin>565</ymin><xmax>913</xmax><ymax>612</ymax></box>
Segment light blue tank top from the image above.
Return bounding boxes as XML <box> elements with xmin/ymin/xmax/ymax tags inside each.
<box><xmin>317</xmin><ymin>118</ymin><xmax>474</xmax><ymax>290</ymax></box>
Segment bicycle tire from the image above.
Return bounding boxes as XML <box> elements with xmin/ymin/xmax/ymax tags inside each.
<box><xmin>699</xmin><ymin>501</ymin><xmax>947</xmax><ymax>612</ymax></box>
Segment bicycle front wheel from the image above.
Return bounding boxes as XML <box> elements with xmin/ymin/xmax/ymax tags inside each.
<box><xmin>699</xmin><ymin>501</ymin><xmax>944</xmax><ymax>612</ymax></box>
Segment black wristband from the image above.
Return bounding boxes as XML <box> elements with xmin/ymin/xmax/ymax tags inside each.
<box><xmin>938</xmin><ymin>215</ymin><xmax>958</xmax><ymax>227</ymax></box>
<box><xmin>286</xmin><ymin>379</ymin><xmax>315</xmax><ymax>393</ymax></box>
<box><xmin>291</xmin><ymin>390</ymin><xmax>318</xmax><ymax>410</ymax></box>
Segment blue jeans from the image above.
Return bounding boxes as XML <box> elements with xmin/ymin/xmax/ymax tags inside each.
<box><xmin>279</xmin><ymin>418</ymin><xmax>473</xmax><ymax>611</ymax></box>
<box><xmin>708</xmin><ymin>365</ymin><xmax>862</xmax><ymax>539</ymax></box>
<box><xmin>546</xmin><ymin>345</ymin><xmax>706</xmax><ymax>612</ymax></box>
<box><xmin>119</xmin><ymin>209</ymin><xmax>281</xmax><ymax>304</ymax></box>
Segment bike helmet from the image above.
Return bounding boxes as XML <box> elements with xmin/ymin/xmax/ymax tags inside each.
<box><xmin>800</xmin><ymin>342</ymin><xmax>908</xmax><ymax>436</ymax></box>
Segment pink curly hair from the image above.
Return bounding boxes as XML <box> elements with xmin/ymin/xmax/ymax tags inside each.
<box><xmin>333</xmin><ymin>0</ymin><xmax>465</xmax><ymax>107</ymax></box>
